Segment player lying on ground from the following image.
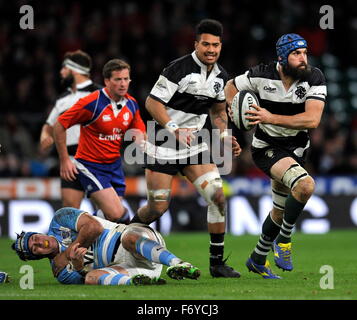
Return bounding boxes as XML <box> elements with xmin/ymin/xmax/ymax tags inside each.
<box><xmin>12</xmin><ymin>207</ymin><xmax>200</xmax><ymax>285</ymax></box>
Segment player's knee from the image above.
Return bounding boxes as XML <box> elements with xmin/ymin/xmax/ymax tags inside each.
<box><xmin>293</xmin><ymin>176</ymin><xmax>315</xmax><ymax>202</ymax></box>
<box><xmin>121</xmin><ymin>231</ymin><xmax>139</xmax><ymax>252</ymax></box>
<box><xmin>193</xmin><ymin>171</ymin><xmax>226</xmax><ymax>223</ymax></box>
<box><xmin>62</xmin><ymin>200</ymin><xmax>80</xmax><ymax>208</ymax></box>
<box><xmin>102</xmin><ymin>209</ymin><xmax>125</xmax><ymax>222</ymax></box>
<box><xmin>193</xmin><ymin>171</ymin><xmax>224</xmax><ymax>205</ymax></box>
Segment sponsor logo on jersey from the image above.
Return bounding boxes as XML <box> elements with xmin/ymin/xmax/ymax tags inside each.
<box><xmin>102</xmin><ymin>115</ymin><xmax>112</xmax><ymax>122</ymax></box>
<box><xmin>99</xmin><ymin>127</ymin><xmax>123</xmax><ymax>141</ymax></box>
<box><xmin>263</xmin><ymin>86</ymin><xmax>277</xmax><ymax>93</ymax></box>
<box><xmin>155</xmin><ymin>79</ymin><xmax>167</xmax><ymax>90</ymax></box>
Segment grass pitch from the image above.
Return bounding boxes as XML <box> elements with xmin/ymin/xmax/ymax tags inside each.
<box><xmin>0</xmin><ymin>230</ymin><xmax>356</xmax><ymax>300</ymax></box>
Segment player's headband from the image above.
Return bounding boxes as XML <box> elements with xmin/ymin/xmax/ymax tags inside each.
<box><xmin>276</xmin><ymin>33</ymin><xmax>307</xmax><ymax>65</ymax></box>
<box><xmin>63</xmin><ymin>58</ymin><xmax>90</xmax><ymax>75</ymax></box>
<box><xmin>11</xmin><ymin>231</ymin><xmax>42</xmax><ymax>261</ymax></box>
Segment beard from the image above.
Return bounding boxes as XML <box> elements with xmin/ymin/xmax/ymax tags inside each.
<box><xmin>282</xmin><ymin>62</ymin><xmax>312</xmax><ymax>81</ymax></box>
<box><xmin>61</xmin><ymin>72</ymin><xmax>74</xmax><ymax>88</ymax></box>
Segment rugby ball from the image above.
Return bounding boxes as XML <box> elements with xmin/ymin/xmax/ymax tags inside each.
<box><xmin>230</xmin><ymin>90</ymin><xmax>259</xmax><ymax>131</ymax></box>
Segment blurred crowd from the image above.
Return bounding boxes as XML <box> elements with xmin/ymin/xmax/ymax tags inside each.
<box><xmin>0</xmin><ymin>0</ymin><xmax>356</xmax><ymax>178</ymax></box>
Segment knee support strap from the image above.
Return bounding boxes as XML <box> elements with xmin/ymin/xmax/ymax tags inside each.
<box><xmin>147</xmin><ymin>189</ymin><xmax>171</xmax><ymax>202</ymax></box>
<box><xmin>281</xmin><ymin>164</ymin><xmax>309</xmax><ymax>190</ymax></box>
<box><xmin>193</xmin><ymin>171</ymin><xmax>225</xmax><ymax>223</ymax></box>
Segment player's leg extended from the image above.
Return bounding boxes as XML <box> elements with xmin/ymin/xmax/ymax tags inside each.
<box><xmin>121</xmin><ymin>225</ymin><xmax>200</xmax><ymax>280</ymax></box>
<box><xmin>246</xmin><ymin>179</ymin><xmax>287</xmax><ymax>279</ymax></box>
<box><xmin>271</xmin><ymin>157</ymin><xmax>315</xmax><ymax>271</ymax></box>
<box><xmin>84</xmin><ymin>266</ymin><xmax>164</xmax><ymax>286</ymax></box>
<box><xmin>250</xmin><ymin>179</ymin><xmax>287</xmax><ymax>264</ymax></box>
<box><xmin>130</xmin><ymin>169</ymin><xmax>173</xmax><ymax>224</ymax></box>
<box><xmin>184</xmin><ymin>163</ymin><xmax>240</xmax><ymax>278</ymax></box>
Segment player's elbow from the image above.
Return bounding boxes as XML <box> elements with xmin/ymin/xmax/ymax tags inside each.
<box><xmin>53</xmin><ymin>121</ymin><xmax>65</xmax><ymax>137</ymax></box>
<box><xmin>309</xmin><ymin>119</ymin><xmax>321</xmax><ymax>129</ymax></box>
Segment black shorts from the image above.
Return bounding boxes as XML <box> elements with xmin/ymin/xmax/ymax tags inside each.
<box><xmin>251</xmin><ymin>145</ymin><xmax>307</xmax><ymax>178</ymax></box>
<box><xmin>60</xmin><ymin>175</ymin><xmax>84</xmax><ymax>191</ymax></box>
<box><xmin>143</xmin><ymin>150</ymin><xmax>213</xmax><ymax>176</ymax></box>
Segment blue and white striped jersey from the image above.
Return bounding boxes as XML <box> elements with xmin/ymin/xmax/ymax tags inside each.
<box><xmin>47</xmin><ymin>207</ymin><xmax>125</xmax><ymax>284</ymax></box>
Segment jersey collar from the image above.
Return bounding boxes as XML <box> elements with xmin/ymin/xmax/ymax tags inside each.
<box><xmin>102</xmin><ymin>88</ymin><xmax>128</xmax><ymax>107</ymax></box>
<box><xmin>191</xmin><ymin>51</ymin><xmax>220</xmax><ymax>78</ymax></box>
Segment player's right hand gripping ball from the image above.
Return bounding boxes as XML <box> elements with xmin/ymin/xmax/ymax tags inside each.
<box><xmin>231</xmin><ymin>90</ymin><xmax>259</xmax><ymax>131</ymax></box>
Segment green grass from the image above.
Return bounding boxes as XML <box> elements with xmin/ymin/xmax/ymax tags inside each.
<box><xmin>0</xmin><ymin>230</ymin><xmax>356</xmax><ymax>300</ymax></box>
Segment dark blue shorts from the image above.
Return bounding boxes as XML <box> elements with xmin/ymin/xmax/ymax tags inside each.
<box><xmin>74</xmin><ymin>158</ymin><xmax>126</xmax><ymax>197</ymax></box>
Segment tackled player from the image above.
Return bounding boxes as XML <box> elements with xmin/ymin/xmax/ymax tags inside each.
<box><xmin>12</xmin><ymin>207</ymin><xmax>201</xmax><ymax>286</ymax></box>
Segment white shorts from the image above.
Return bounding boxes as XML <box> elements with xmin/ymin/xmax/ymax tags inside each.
<box><xmin>110</xmin><ymin>223</ymin><xmax>165</xmax><ymax>278</ymax></box>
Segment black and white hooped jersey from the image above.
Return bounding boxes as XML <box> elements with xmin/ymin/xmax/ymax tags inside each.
<box><xmin>147</xmin><ymin>51</ymin><xmax>228</xmax><ymax>160</ymax></box>
<box><xmin>234</xmin><ymin>62</ymin><xmax>327</xmax><ymax>155</ymax></box>
<box><xmin>46</xmin><ymin>80</ymin><xmax>102</xmax><ymax>152</ymax></box>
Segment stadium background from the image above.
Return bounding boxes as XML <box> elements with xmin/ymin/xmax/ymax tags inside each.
<box><xmin>0</xmin><ymin>0</ymin><xmax>356</xmax><ymax>238</ymax></box>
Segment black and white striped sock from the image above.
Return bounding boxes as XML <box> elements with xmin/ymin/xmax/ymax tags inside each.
<box><xmin>251</xmin><ymin>212</ymin><xmax>281</xmax><ymax>265</ymax></box>
<box><xmin>276</xmin><ymin>219</ymin><xmax>295</xmax><ymax>243</ymax></box>
<box><xmin>275</xmin><ymin>194</ymin><xmax>305</xmax><ymax>244</ymax></box>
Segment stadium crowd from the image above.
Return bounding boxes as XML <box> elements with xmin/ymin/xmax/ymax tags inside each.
<box><xmin>0</xmin><ymin>1</ymin><xmax>356</xmax><ymax>178</ymax></box>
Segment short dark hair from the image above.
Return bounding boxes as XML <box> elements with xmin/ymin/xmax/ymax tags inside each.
<box><xmin>64</xmin><ymin>50</ymin><xmax>92</xmax><ymax>69</ymax></box>
<box><xmin>195</xmin><ymin>19</ymin><xmax>223</xmax><ymax>40</ymax></box>
<box><xmin>102</xmin><ymin>59</ymin><xmax>131</xmax><ymax>79</ymax></box>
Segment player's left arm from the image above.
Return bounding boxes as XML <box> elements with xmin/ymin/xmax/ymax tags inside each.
<box><xmin>246</xmin><ymin>99</ymin><xmax>325</xmax><ymax>129</ymax></box>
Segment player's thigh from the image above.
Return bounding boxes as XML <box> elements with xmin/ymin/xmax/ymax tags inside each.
<box><xmin>90</xmin><ymin>187</ymin><xmax>125</xmax><ymax>213</ymax></box>
<box><xmin>61</xmin><ymin>188</ymin><xmax>84</xmax><ymax>208</ymax></box>
<box><xmin>270</xmin><ymin>157</ymin><xmax>298</xmax><ymax>182</ymax></box>
<box><xmin>182</xmin><ymin>163</ymin><xmax>218</xmax><ymax>182</ymax></box>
